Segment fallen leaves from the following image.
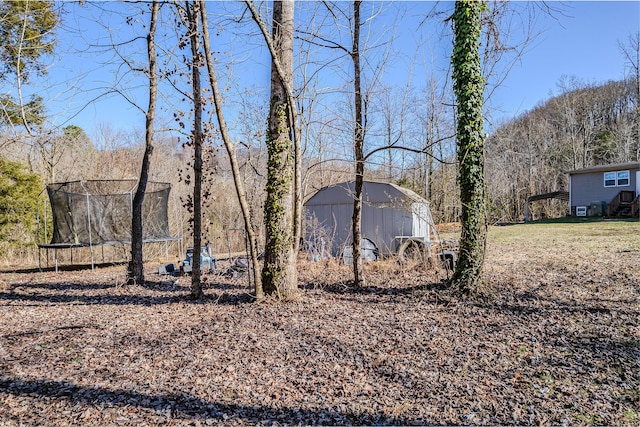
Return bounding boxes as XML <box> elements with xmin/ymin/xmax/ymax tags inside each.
<box><xmin>0</xmin><ymin>236</ymin><xmax>639</xmax><ymax>425</ymax></box>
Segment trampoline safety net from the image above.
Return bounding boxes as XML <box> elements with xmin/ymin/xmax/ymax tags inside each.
<box><xmin>45</xmin><ymin>180</ymin><xmax>174</xmax><ymax>246</ymax></box>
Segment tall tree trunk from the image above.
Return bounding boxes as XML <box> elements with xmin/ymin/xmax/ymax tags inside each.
<box><xmin>351</xmin><ymin>0</ymin><xmax>365</xmax><ymax>287</ymax></box>
<box><xmin>450</xmin><ymin>0</ymin><xmax>487</xmax><ymax>294</ymax></box>
<box><xmin>187</xmin><ymin>0</ymin><xmax>204</xmax><ymax>299</ymax></box>
<box><xmin>127</xmin><ymin>0</ymin><xmax>159</xmax><ymax>286</ymax></box>
<box><xmin>243</xmin><ymin>0</ymin><xmax>303</xmax><ymax>261</ymax></box>
<box><xmin>262</xmin><ymin>0</ymin><xmax>298</xmax><ymax>299</ymax></box>
<box><xmin>199</xmin><ymin>1</ymin><xmax>263</xmax><ymax>299</ymax></box>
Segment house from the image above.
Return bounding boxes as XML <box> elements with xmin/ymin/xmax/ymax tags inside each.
<box><xmin>303</xmin><ymin>180</ymin><xmax>436</xmax><ymax>259</ymax></box>
<box><xmin>569</xmin><ymin>162</ymin><xmax>640</xmax><ymax>217</ymax></box>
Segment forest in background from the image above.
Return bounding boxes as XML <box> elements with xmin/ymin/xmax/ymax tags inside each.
<box><xmin>3</xmin><ymin>75</ymin><xmax>638</xmax><ymax>262</ymax></box>
<box><xmin>488</xmin><ymin>76</ymin><xmax>640</xmax><ymax>222</ymax></box>
<box><xmin>0</xmin><ymin>2</ymin><xmax>638</xmax><ymax>263</ymax></box>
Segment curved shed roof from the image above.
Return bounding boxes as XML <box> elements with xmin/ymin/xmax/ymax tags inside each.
<box><xmin>305</xmin><ymin>180</ymin><xmax>427</xmax><ymax>206</ymax></box>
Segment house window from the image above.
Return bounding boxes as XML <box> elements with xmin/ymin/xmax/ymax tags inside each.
<box><xmin>604</xmin><ymin>170</ymin><xmax>630</xmax><ymax>187</ymax></box>
<box><xmin>604</xmin><ymin>172</ymin><xmax>616</xmax><ymax>187</ymax></box>
<box><xmin>617</xmin><ymin>171</ymin><xmax>630</xmax><ymax>186</ymax></box>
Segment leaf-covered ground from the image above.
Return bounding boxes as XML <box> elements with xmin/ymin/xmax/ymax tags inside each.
<box><xmin>1</xmin><ymin>221</ymin><xmax>639</xmax><ymax>426</ymax></box>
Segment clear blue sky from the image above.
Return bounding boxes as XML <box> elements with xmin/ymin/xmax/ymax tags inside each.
<box><xmin>490</xmin><ymin>1</ymin><xmax>640</xmax><ymax>125</ymax></box>
<box><xmin>38</xmin><ymin>1</ymin><xmax>640</xmax><ymax>140</ymax></box>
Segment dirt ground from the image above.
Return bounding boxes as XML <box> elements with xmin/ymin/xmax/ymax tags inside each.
<box><xmin>1</xmin><ymin>222</ymin><xmax>639</xmax><ymax>426</ymax></box>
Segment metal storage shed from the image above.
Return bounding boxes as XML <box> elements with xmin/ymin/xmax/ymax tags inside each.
<box><xmin>304</xmin><ymin>180</ymin><xmax>436</xmax><ymax>259</ymax></box>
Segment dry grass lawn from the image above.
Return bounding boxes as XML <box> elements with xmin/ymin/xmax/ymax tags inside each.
<box><xmin>1</xmin><ymin>219</ymin><xmax>639</xmax><ymax>425</ymax></box>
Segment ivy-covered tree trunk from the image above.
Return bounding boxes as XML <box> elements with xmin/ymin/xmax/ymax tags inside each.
<box><xmin>127</xmin><ymin>0</ymin><xmax>159</xmax><ymax>286</ymax></box>
<box><xmin>351</xmin><ymin>0</ymin><xmax>365</xmax><ymax>287</ymax></box>
<box><xmin>262</xmin><ymin>0</ymin><xmax>298</xmax><ymax>299</ymax></box>
<box><xmin>450</xmin><ymin>1</ymin><xmax>487</xmax><ymax>294</ymax></box>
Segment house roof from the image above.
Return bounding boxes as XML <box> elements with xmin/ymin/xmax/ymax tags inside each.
<box><xmin>568</xmin><ymin>162</ymin><xmax>640</xmax><ymax>175</ymax></box>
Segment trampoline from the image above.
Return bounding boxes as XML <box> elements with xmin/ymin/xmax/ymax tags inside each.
<box><xmin>38</xmin><ymin>179</ymin><xmax>180</xmax><ymax>270</ymax></box>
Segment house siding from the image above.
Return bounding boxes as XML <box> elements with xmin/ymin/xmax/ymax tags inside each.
<box><xmin>569</xmin><ymin>164</ymin><xmax>640</xmax><ymax>215</ymax></box>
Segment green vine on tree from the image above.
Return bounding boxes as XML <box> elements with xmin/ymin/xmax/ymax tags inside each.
<box><xmin>263</xmin><ymin>101</ymin><xmax>294</xmax><ymax>291</ymax></box>
<box><xmin>450</xmin><ymin>0</ymin><xmax>488</xmax><ymax>295</ymax></box>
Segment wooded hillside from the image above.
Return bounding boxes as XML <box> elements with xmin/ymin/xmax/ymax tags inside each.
<box><xmin>2</xmin><ymin>76</ymin><xmax>639</xmax><ymax>262</ymax></box>
<box><xmin>486</xmin><ymin>77</ymin><xmax>640</xmax><ymax>222</ymax></box>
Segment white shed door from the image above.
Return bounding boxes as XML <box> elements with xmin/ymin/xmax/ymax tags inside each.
<box><xmin>411</xmin><ymin>203</ymin><xmax>430</xmax><ymax>239</ymax></box>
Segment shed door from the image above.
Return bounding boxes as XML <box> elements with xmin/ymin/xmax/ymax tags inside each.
<box><xmin>411</xmin><ymin>203</ymin><xmax>430</xmax><ymax>239</ymax></box>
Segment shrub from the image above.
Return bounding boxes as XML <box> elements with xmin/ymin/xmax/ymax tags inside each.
<box><xmin>0</xmin><ymin>158</ymin><xmax>42</xmax><ymax>251</ymax></box>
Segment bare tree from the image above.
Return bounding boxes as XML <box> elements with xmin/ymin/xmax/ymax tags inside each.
<box><xmin>127</xmin><ymin>0</ymin><xmax>160</xmax><ymax>286</ymax></box>
<box><xmin>351</xmin><ymin>0</ymin><xmax>366</xmax><ymax>286</ymax></box>
<box><xmin>619</xmin><ymin>32</ymin><xmax>640</xmax><ymax>158</ymax></box>
<box><xmin>31</xmin><ymin>125</ymin><xmax>90</xmax><ymax>182</ymax></box>
<box><xmin>180</xmin><ymin>0</ymin><xmax>205</xmax><ymax>299</ymax></box>
<box><xmin>199</xmin><ymin>0</ymin><xmax>263</xmax><ymax>299</ymax></box>
<box><xmin>294</xmin><ymin>1</ymin><xmax>388</xmax><ymax>286</ymax></box>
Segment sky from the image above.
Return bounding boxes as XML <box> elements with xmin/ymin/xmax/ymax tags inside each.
<box><xmin>21</xmin><ymin>1</ymin><xmax>640</xmax><ymax>141</ymax></box>
<box><xmin>489</xmin><ymin>1</ymin><xmax>640</xmax><ymax>124</ymax></box>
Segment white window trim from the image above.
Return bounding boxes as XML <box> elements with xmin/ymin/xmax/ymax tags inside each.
<box><xmin>604</xmin><ymin>172</ymin><xmax>616</xmax><ymax>187</ymax></box>
<box><xmin>616</xmin><ymin>170</ymin><xmax>630</xmax><ymax>187</ymax></box>
<box><xmin>604</xmin><ymin>170</ymin><xmax>630</xmax><ymax>187</ymax></box>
